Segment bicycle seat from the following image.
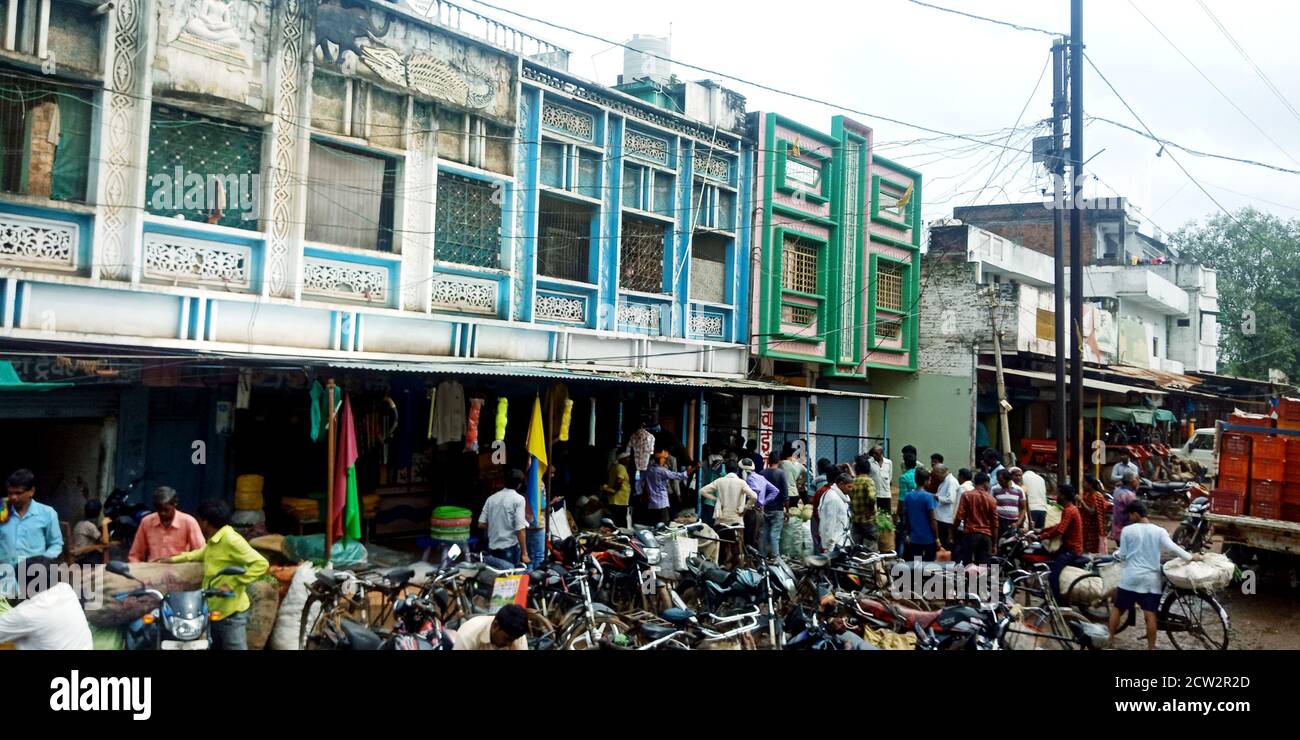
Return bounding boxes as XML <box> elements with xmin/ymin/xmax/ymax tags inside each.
<box><xmin>339</xmin><ymin>618</ymin><xmax>381</xmax><ymax>650</ymax></box>
<box><xmin>383</xmin><ymin>568</ymin><xmax>415</xmax><ymax>586</ymax></box>
<box><xmin>640</xmin><ymin>622</ymin><xmax>679</xmax><ymax>641</ymax></box>
<box><xmin>660</xmin><ymin>607</ymin><xmax>696</xmax><ymax>625</ymax></box>
<box><xmin>804</xmin><ymin>555</ymin><xmax>830</xmax><ymax>568</ymax></box>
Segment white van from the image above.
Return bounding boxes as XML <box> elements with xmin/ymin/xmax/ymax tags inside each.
<box><xmin>1172</xmin><ymin>428</ymin><xmax>1217</xmax><ymax>478</ymax></box>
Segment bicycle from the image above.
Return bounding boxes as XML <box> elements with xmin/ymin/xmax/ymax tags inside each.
<box><xmin>1108</xmin><ymin>579</ymin><xmax>1230</xmax><ymax>650</ymax></box>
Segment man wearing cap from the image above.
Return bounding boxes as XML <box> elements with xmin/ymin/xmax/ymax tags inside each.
<box><xmin>639</xmin><ymin>451</ymin><xmax>694</xmax><ymax>526</ymax></box>
<box><xmin>698</xmin><ymin>452</ymin><xmax>727</xmax><ymax>525</ymax></box>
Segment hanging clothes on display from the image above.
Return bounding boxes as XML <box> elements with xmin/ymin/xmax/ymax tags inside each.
<box><xmin>630</xmin><ymin>426</ymin><xmax>656</xmax><ymax>473</ymax></box>
<box><xmin>465</xmin><ymin>398</ymin><xmax>484</xmax><ymax>452</ymax></box>
<box><xmin>495</xmin><ymin>398</ymin><xmax>509</xmax><ymax>442</ymax></box>
<box><xmin>431</xmin><ymin>380</ymin><xmax>466</xmax><ymax>445</ymax></box>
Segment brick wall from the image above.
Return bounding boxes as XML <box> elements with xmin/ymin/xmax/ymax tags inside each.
<box><xmin>919</xmin><ymin>254</ymin><xmax>1021</xmax><ymax>377</ymax></box>
<box><xmin>953</xmin><ymin>203</ymin><xmax>1112</xmax><ymax>265</ymax></box>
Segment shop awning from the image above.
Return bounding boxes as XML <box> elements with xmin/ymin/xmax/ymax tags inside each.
<box><xmin>319</xmin><ymin>360</ymin><xmax>901</xmax><ymax>400</ymax></box>
<box><xmin>1083</xmin><ymin>406</ymin><xmax>1155</xmax><ymax>425</ymax></box>
<box><xmin>976</xmin><ymin>365</ymin><xmax>1167</xmax><ymax>396</ymax></box>
<box><xmin>0</xmin><ymin>361</ymin><xmax>73</xmax><ymax>392</ymax></box>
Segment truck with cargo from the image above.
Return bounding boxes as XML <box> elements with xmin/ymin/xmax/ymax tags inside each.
<box><xmin>1205</xmin><ymin>403</ymin><xmax>1300</xmax><ymax>568</ymax></box>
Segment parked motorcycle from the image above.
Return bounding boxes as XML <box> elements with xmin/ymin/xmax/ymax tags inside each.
<box><xmin>912</xmin><ymin>597</ymin><xmax>1013</xmax><ymax>651</ymax></box>
<box><xmin>108</xmin><ymin>560</ymin><xmax>245</xmax><ymax>650</ymax></box>
<box><xmin>1172</xmin><ymin>493</ymin><xmax>1212</xmax><ymax>552</ymax></box>
<box><xmin>680</xmin><ymin>551</ymin><xmax>765</xmax><ymax>615</ymax></box>
<box><xmin>104</xmin><ymin>479</ymin><xmax>149</xmax><ymax>554</ymax></box>
<box><xmin>322</xmin><ymin>594</ymin><xmax>452</xmax><ymax>650</ymax></box>
<box><xmin>1137</xmin><ymin>478</ymin><xmax>1195</xmax><ymax>518</ymax></box>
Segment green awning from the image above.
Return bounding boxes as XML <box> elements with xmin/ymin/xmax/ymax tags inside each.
<box><xmin>0</xmin><ymin>361</ymin><xmax>73</xmax><ymax>391</ymax></box>
<box><xmin>1083</xmin><ymin>406</ymin><xmax>1155</xmax><ymax>425</ymax></box>
<box><xmin>1153</xmin><ymin>409</ymin><xmax>1179</xmax><ymax>423</ymax></box>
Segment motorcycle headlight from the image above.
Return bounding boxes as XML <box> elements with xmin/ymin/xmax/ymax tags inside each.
<box><xmin>168</xmin><ymin>616</ymin><xmax>206</xmax><ymax>640</ymax></box>
<box><xmin>646</xmin><ymin>548</ymin><xmax>661</xmax><ymax>565</ymax></box>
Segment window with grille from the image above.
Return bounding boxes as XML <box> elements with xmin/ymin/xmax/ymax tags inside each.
<box><xmin>305</xmin><ymin>140</ymin><xmax>397</xmax><ymax>251</ymax></box>
<box><xmin>620</xmin><ymin>217</ymin><xmax>666</xmax><ymax>293</ymax></box>
<box><xmin>146</xmin><ymin>106</ymin><xmax>263</xmax><ymax>230</ymax></box>
<box><xmin>540</xmin><ymin>137</ymin><xmax>601</xmax><ymax>197</ymax></box>
<box><xmin>783</xmin><ymin>304</ymin><xmax>816</xmax><ymax>326</ymax></box>
<box><xmin>876</xmin><ymin>320</ymin><xmax>902</xmax><ymax>340</ymax></box>
<box><xmin>434</xmin><ymin>173</ymin><xmax>501</xmax><ymax>268</ymax></box>
<box><xmin>781</xmin><ymin>235</ymin><xmax>819</xmax><ymax>295</ymax></box>
<box><xmin>690</xmin><ymin>232</ymin><xmax>727</xmax><ymax>303</ymax></box>
<box><xmin>537</xmin><ymin>194</ymin><xmax>593</xmax><ymax>283</ymax></box>
<box><xmin>0</xmin><ymin>74</ymin><xmax>92</xmax><ymax>202</ymax></box>
<box><xmin>876</xmin><ymin>262</ymin><xmax>904</xmax><ymax>311</ymax></box>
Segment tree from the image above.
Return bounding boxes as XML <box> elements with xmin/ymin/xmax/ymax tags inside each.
<box><xmin>1173</xmin><ymin>208</ymin><xmax>1300</xmax><ymax>381</ymax></box>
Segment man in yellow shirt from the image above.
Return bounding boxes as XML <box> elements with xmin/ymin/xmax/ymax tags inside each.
<box><xmin>167</xmin><ymin>499</ymin><xmax>268</xmax><ymax>650</ymax></box>
<box><xmin>601</xmin><ymin>450</ymin><xmax>632</xmax><ymax>529</ymax></box>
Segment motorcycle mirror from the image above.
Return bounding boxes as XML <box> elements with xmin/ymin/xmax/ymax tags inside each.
<box><xmin>447</xmin><ymin>544</ymin><xmax>462</xmax><ymax>560</ymax></box>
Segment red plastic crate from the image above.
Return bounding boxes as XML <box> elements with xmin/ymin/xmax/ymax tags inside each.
<box><xmin>1217</xmin><ymin>474</ymin><xmax>1248</xmax><ymax>494</ymax></box>
<box><xmin>1252</xmin><ymin>435</ymin><xmax>1287</xmax><ymax>461</ymax></box>
<box><xmin>1231</xmin><ymin>412</ymin><xmax>1275</xmax><ymax>429</ymax></box>
<box><xmin>1286</xmin><ymin>484</ymin><xmax>1300</xmax><ymax>505</ymax></box>
<box><xmin>1285</xmin><ymin>460</ymin><xmax>1300</xmax><ymax>480</ymax></box>
<box><xmin>1252</xmin><ymin>457</ymin><xmax>1287</xmax><ymax>482</ymax></box>
<box><xmin>1283</xmin><ymin>504</ymin><xmax>1300</xmax><ymax>524</ymax></box>
<box><xmin>1223</xmin><ymin>434</ymin><xmax>1253</xmax><ymax>457</ymax></box>
<box><xmin>1252</xmin><ymin>479</ymin><xmax>1284</xmax><ymax>503</ymax></box>
<box><xmin>1287</xmin><ymin>438</ymin><xmax>1300</xmax><ymax>458</ymax></box>
<box><xmin>1251</xmin><ymin>500</ymin><xmax>1282</xmax><ymax>520</ymax></box>
<box><xmin>1219</xmin><ymin>453</ymin><xmax>1250</xmax><ymax>479</ymax></box>
<box><xmin>1278</xmin><ymin>397</ymin><xmax>1300</xmax><ymax>424</ymax></box>
<box><xmin>1211</xmin><ymin>489</ymin><xmax>1246</xmax><ymax>516</ymax></box>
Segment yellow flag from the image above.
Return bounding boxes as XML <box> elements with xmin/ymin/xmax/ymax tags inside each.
<box><xmin>526</xmin><ymin>395</ymin><xmax>548</xmax><ymax>474</ymax></box>
<box><xmin>895</xmin><ymin>182</ymin><xmax>914</xmax><ymax>214</ymax></box>
<box><xmin>791</xmin><ymin>137</ymin><xmax>802</xmax><ymax>157</ymax></box>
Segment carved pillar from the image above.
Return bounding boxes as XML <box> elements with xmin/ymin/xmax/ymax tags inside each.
<box><xmin>401</xmin><ymin>101</ymin><xmax>435</xmax><ymax>312</ymax></box>
<box><xmin>93</xmin><ymin>0</ymin><xmax>153</xmax><ymax>282</ymax></box>
<box><xmin>265</xmin><ymin>0</ymin><xmax>309</xmax><ymax>299</ymax></box>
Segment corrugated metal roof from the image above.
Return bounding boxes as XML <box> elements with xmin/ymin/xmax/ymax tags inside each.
<box><xmin>977</xmin><ymin>365</ymin><xmax>1167</xmax><ymax>396</ymax></box>
<box><xmin>320</xmin><ymin>360</ymin><xmax>900</xmax><ymax>399</ymax></box>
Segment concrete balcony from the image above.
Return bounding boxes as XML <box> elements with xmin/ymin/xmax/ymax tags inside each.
<box><xmin>966</xmin><ymin>227</ymin><xmax>1054</xmax><ymax>287</ymax></box>
<box><xmin>1083</xmin><ymin>266</ymin><xmax>1189</xmax><ymax>316</ymax></box>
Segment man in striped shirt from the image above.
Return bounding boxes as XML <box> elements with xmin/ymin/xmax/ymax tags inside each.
<box><xmin>991</xmin><ymin>468</ymin><xmax>1026</xmax><ymax>538</ymax></box>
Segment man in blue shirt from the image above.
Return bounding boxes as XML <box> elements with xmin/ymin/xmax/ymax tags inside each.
<box><xmin>1</xmin><ymin>469</ymin><xmax>64</xmax><ymax>597</ymax></box>
<box><xmin>639</xmin><ymin>451</ymin><xmax>693</xmax><ymax>526</ymax></box>
<box><xmin>901</xmin><ymin>467</ymin><xmax>938</xmax><ymax>561</ymax></box>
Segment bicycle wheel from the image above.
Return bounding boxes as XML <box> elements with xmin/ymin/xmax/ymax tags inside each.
<box><xmin>1161</xmin><ymin>589</ymin><xmax>1229</xmax><ymax>650</ymax></box>
<box><xmin>299</xmin><ymin>595</ymin><xmax>327</xmax><ymax>650</ymax></box>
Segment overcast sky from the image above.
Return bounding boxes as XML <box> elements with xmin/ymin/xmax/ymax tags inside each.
<box><xmin>412</xmin><ymin>0</ymin><xmax>1300</xmax><ymax>239</ymax></box>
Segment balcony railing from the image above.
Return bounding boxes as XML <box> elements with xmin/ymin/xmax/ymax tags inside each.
<box><xmin>414</xmin><ymin>0</ymin><xmax>570</xmax><ymax>68</ymax></box>
<box><xmin>0</xmin><ymin>211</ymin><xmax>79</xmax><ymax>271</ymax></box>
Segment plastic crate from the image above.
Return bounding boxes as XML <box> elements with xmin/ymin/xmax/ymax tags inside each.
<box><xmin>1286</xmin><ymin>460</ymin><xmax>1300</xmax><ymax>480</ymax></box>
<box><xmin>1283</xmin><ymin>504</ymin><xmax>1300</xmax><ymax>524</ymax></box>
<box><xmin>1252</xmin><ymin>435</ymin><xmax>1287</xmax><ymax>461</ymax></box>
<box><xmin>1251</xmin><ymin>479</ymin><xmax>1283</xmax><ymax>503</ymax></box>
<box><xmin>1210</xmin><ymin>489</ymin><xmax>1246</xmax><ymax>516</ymax></box>
<box><xmin>1219</xmin><ymin>453</ymin><xmax>1250</xmax><ymax>479</ymax></box>
<box><xmin>1216</xmin><ymin>474</ymin><xmax>1248</xmax><ymax>495</ymax></box>
<box><xmin>1251</xmin><ymin>457</ymin><xmax>1287</xmax><ymax>482</ymax></box>
<box><xmin>1286</xmin><ymin>484</ymin><xmax>1300</xmax><ymax>505</ymax></box>
<box><xmin>1278</xmin><ymin>397</ymin><xmax>1300</xmax><ymax>424</ymax></box>
<box><xmin>1222</xmin><ymin>434</ymin><xmax>1253</xmax><ymax>457</ymax></box>
<box><xmin>1251</xmin><ymin>500</ymin><xmax>1282</xmax><ymax>520</ymax></box>
<box><xmin>1230</xmin><ymin>412</ymin><xmax>1275</xmax><ymax>429</ymax></box>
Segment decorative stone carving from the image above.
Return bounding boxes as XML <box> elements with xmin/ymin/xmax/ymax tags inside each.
<box><xmin>98</xmin><ymin>0</ymin><xmax>145</xmax><ymax>280</ymax></box>
<box><xmin>689</xmin><ymin>313</ymin><xmax>724</xmax><ymax>338</ymax></box>
<box><xmin>0</xmin><ymin>214</ymin><xmax>77</xmax><ymax>269</ymax></box>
<box><xmin>266</xmin><ymin>0</ymin><xmax>304</xmax><ymax>298</ymax></box>
<box><xmin>617</xmin><ymin>302</ymin><xmax>660</xmax><ymax>331</ymax></box>
<box><xmin>359</xmin><ymin>47</ymin><xmax>498</xmax><ymax>111</ymax></box>
<box><xmin>314</xmin><ymin>0</ymin><xmax>391</xmax><ymax>65</ymax></box>
<box><xmin>534</xmin><ymin>293</ymin><xmax>586</xmax><ymax>324</ymax></box>
<box><xmin>626</xmin><ymin>131</ymin><xmax>669</xmax><ymax>165</ymax></box>
<box><xmin>172</xmin><ymin>0</ymin><xmax>247</xmax><ymax>62</ymax></box>
<box><xmin>431</xmin><ymin>274</ymin><xmax>498</xmax><ymax>315</ymax></box>
<box><xmin>142</xmin><ymin>234</ymin><xmax>252</xmax><ymax>289</ymax></box>
<box><xmin>512</xmin><ymin>93</ymin><xmax>530</xmax><ymax>321</ymax></box>
<box><xmin>525</xmin><ymin>65</ymin><xmax>737</xmax><ymax>150</ymax></box>
<box><xmin>694</xmin><ymin>153</ymin><xmax>730</xmax><ymax>182</ymax></box>
<box><xmin>303</xmin><ymin>257</ymin><xmax>388</xmax><ymax>302</ymax></box>
<box><xmin>541</xmin><ymin>102</ymin><xmax>594</xmax><ymax>142</ymax></box>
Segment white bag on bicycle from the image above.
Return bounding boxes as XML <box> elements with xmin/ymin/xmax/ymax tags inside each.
<box><xmin>1163</xmin><ymin>552</ymin><xmax>1234</xmax><ymax>592</ymax></box>
<box><xmin>271</xmin><ymin>562</ymin><xmax>318</xmax><ymax>650</ymax></box>
<box><xmin>1059</xmin><ymin>566</ymin><xmax>1104</xmax><ymax>606</ymax></box>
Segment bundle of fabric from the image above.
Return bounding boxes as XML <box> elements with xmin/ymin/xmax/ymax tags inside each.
<box><xmin>1163</xmin><ymin>552</ymin><xmax>1235</xmax><ymax>592</ymax></box>
<box><xmin>235</xmin><ymin>475</ymin><xmax>265</xmax><ymax>511</ymax></box>
<box><xmin>430</xmin><ymin>506</ymin><xmax>473</xmax><ymax>543</ymax></box>
<box><xmin>245</xmin><ymin>579</ymin><xmax>281</xmax><ymax>650</ymax></box>
<box><xmin>281</xmin><ymin>534</ymin><xmax>367</xmax><ymax>567</ymax></box>
<box><xmin>861</xmin><ymin>624</ymin><xmax>916</xmax><ymax>650</ymax></box>
<box><xmin>280</xmin><ymin>497</ymin><xmax>319</xmax><ymax>521</ymax></box>
<box><xmin>1059</xmin><ymin>566</ymin><xmax>1107</xmax><ymax>606</ymax></box>
<box><xmin>91</xmin><ymin>562</ymin><xmax>206</xmax><ymax>628</ymax></box>
<box><xmin>780</xmin><ymin>519</ymin><xmax>815</xmax><ymax>559</ymax></box>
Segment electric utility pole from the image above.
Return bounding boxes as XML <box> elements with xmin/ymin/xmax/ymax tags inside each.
<box><xmin>1051</xmin><ymin>36</ymin><xmax>1068</xmax><ymax>482</ymax></box>
<box><xmin>1069</xmin><ymin>0</ymin><xmax>1085</xmax><ymax>487</ymax></box>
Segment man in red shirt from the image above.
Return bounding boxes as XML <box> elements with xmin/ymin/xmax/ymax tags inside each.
<box><xmin>953</xmin><ymin>472</ymin><xmax>998</xmax><ymax>565</ymax></box>
<box><xmin>128</xmin><ymin>486</ymin><xmax>205</xmax><ymax>563</ymax></box>
<box><xmin>1037</xmin><ymin>484</ymin><xmax>1084</xmax><ymax>598</ymax></box>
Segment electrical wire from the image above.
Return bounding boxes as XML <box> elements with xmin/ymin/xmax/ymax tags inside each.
<box><xmin>1196</xmin><ymin>0</ymin><xmax>1300</xmax><ymax>129</ymax></box>
<box><xmin>905</xmin><ymin>0</ymin><xmax>1062</xmax><ymax>37</ymax></box>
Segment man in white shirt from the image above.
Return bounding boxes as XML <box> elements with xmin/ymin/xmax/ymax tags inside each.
<box><xmin>933</xmin><ymin>464</ymin><xmax>961</xmax><ymax>552</ymax></box>
<box><xmin>1016</xmin><ymin>467</ymin><xmax>1050</xmax><ymax>530</ymax></box>
<box><xmin>818</xmin><ymin>474</ymin><xmax>854</xmax><ymax>554</ymax></box>
<box><xmin>0</xmin><ymin>579</ymin><xmax>93</xmax><ymax>650</ymax></box>
<box><xmin>452</xmin><ymin>604</ymin><xmax>529</xmax><ymax>650</ymax></box>
<box><xmin>867</xmin><ymin>446</ymin><xmax>893</xmax><ymax>508</ymax></box>
<box><xmin>1109</xmin><ymin>451</ymin><xmax>1141</xmax><ymax>486</ymax></box>
<box><xmin>698</xmin><ymin>462</ymin><xmax>759</xmax><ymax>566</ymax></box>
<box><xmin>1107</xmin><ymin>501</ymin><xmax>1200</xmax><ymax>650</ymax></box>
<box><xmin>477</xmin><ymin>469</ymin><xmax>529</xmax><ymax>566</ymax></box>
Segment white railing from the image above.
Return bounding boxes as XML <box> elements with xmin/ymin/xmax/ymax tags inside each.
<box><xmin>413</xmin><ymin>0</ymin><xmax>570</xmax><ymax>67</ymax></box>
<box><xmin>302</xmin><ymin>256</ymin><xmax>389</xmax><ymax>304</ymax></box>
<box><xmin>141</xmin><ymin>233</ymin><xmax>252</xmax><ymax>290</ymax></box>
<box><xmin>431</xmin><ymin>272</ymin><xmax>499</xmax><ymax>315</ymax></box>
<box><xmin>0</xmin><ymin>212</ymin><xmax>77</xmax><ymax>270</ymax></box>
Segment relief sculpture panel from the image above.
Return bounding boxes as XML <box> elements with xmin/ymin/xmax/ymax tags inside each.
<box><xmin>153</xmin><ymin>0</ymin><xmax>272</xmax><ymax>109</ymax></box>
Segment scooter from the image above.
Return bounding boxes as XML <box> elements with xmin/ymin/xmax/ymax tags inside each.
<box><xmin>108</xmin><ymin>560</ymin><xmax>245</xmax><ymax>650</ymax></box>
